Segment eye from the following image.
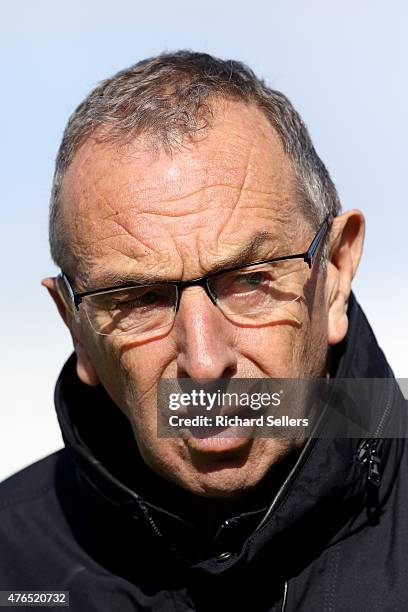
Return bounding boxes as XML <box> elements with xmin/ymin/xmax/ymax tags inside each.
<box><xmin>229</xmin><ymin>271</ymin><xmax>270</xmax><ymax>292</ymax></box>
<box><xmin>136</xmin><ymin>291</ymin><xmax>161</xmax><ymax>306</ymax></box>
<box><xmin>210</xmin><ymin>269</ymin><xmax>274</xmax><ymax>300</ymax></box>
<box><xmin>116</xmin><ymin>290</ymin><xmax>163</xmax><ymax>309</ymax></box>
<box><xmin>235</xmin><ymin>271</ymin><xmax>266</xmax><ymax>288</ymax></box>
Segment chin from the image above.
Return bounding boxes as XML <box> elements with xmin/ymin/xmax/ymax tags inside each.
<box><xmin>181</xmin><ymin>469</ymin><xmax>258</xmax><ymax>500</ymax></box>
<box><xmin>179</xmin><ymin>446</ymin><xmax>272</xmax><ymax>499</ymax></box>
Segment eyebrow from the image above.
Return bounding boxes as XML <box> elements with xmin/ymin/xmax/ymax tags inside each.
<box><xmin>90</xmin><ymin>231</ymin><xmax>283</xmax><ymax>289</ymax></box>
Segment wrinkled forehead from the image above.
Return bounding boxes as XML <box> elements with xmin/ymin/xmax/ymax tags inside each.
<box><xmin>59</xmin><ymin>100</ymin><xmax>306</xmax><ymax>285</ymax></box>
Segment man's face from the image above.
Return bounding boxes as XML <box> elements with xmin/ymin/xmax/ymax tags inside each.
<box><xmin>57</xmin><ymin>100</ymin><xmax>330</xmax><ymax>499</ymax></box>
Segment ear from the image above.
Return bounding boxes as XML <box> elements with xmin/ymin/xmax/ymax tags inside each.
<box><xmin>41</xmin><ymin>277</ymin><xmax>101</xmax><ymax>387</ymax></box>
<box><xmin>325</xmin><ymin>210</ymin><xmax>365</xmax><ymax>346</ymax></box>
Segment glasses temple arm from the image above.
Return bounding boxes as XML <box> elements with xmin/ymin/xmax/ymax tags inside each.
<box><xmin>304</xmin><ymin>215</ymin><xmax>330</xmax><ymax>268</ymax></box>
<box><xmin>58</xmin><ymin>272</ymin><xmax>82</xmax><ymax>312</ymax></box>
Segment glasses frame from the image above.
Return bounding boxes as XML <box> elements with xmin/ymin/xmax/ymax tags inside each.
<box><xmin>58</xmin><ymin>214</ymin><xmax>331</xmax><ymax>319</ymax></box>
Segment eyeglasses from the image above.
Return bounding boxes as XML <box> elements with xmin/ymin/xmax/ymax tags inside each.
<box><xmin>57</xmin><ymin>215</ymin><xmax>331</xmax><ymax>339</ymax></box>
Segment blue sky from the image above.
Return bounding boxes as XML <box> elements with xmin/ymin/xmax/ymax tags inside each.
<box><xmin>1</xmin><ymin>0</ymin><xmax>407</xmax><ymax>480</ymax></box>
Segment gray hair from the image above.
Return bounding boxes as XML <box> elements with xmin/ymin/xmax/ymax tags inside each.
<box><xmin>49</xmin><ymin>50</ymin><xmax>341</xmax><ymax>274</ymax></box>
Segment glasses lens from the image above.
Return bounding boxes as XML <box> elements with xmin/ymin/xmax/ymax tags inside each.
<box><xmin>81</xmin><ymin>284</ymin><xmax>177</xmax><ymax>336</ymax></box>
<box><xmin>208</xmin><ymin>259</ymin><xmax>306</xmax><ymax>323</ymax></box>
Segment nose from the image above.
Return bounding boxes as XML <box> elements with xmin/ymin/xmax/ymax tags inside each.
<box><xmin>174</xmin><ymin>286</ymin><xmax>238</xmax><ymax>380</ymax></box>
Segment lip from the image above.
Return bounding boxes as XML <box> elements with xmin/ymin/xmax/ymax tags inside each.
<box><xmin>184</xmin><ymin>428</ymin><xmax>254</xmax><ymax>454</ymax></box>
<box><xmin>181</xmin><ymin>410</ymin><xmax>259</xmax><ymax>454</ymax></box>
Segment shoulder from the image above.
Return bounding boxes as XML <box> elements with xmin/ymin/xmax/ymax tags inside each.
<box><xmin>0</xmin><ymin>449</ymin><xmax>91</xmax><ymax>588</ymax></box>
<box><xmin>0</xmin><ymin>449</ymin><xmax>68</xmax><ymax>543</ymax></box>
<box><xmin>0</xmin><ymin>449</ymin><xmax>64</xmax><ymax>511</ymax></box>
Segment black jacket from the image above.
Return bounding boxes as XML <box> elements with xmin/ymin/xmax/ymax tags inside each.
<box><xmin>1</xmin><ymin>292</ymin><xmax>407</xmax><ymax>612</ymax></box>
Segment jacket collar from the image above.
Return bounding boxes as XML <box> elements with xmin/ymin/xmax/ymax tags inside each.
<box><xmin>54</xmin><ymin>291</ymin><xmax>399</xmax><ymax>565</ymax></box>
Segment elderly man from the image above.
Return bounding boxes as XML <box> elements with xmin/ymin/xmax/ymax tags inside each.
<box><xmin>0</xmin><ymin>51</ymin><xmax>406</xmax><ymax>611</ymax></box>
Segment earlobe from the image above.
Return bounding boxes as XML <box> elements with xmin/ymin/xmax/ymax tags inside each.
<box><xmin>74</xmin><ymin>341</ymin><xmax>101</xmax><ymax>386</ymax></box>
<box><xmin>42</xmin><ymin>276</ymin><xmax>100</xmax><ymax>387</ymax></box>
<box><xmin>327</xmin><ymin>282</ymin><xmax>349</xmax><ymax>345</ymax></box>
<box><xmin>325</xmin><ymin>209</ymin><xmax>365</xmax><ymax>346</ymax></box>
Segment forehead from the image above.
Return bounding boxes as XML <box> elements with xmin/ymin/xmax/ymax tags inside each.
<box><xmin>60</xmin><ymin>99</ymin><xmax>304</xmax><ymax>285</ymax></box>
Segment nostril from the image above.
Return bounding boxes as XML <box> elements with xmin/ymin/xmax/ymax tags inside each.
<box><xmin>176</xmin><ymin>360</ymin><xmax>237</xmax><ymax>383</ymax></box>
<box><xmin>223</xmin><ymin>363</ymin><xmax>237</xmax><ymax>378</ymax></box>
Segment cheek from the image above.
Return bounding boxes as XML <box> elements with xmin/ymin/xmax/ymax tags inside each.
<box><xmin>234</xmin><ymin>297</ymin><xmax>318</xmax><ymax>376</ymax></box>
<box><xmin>237</xmin><ymin>324</ymin><xmax>300</xmax><ymax>375</ymax></box>
<box><xmin>113</xmin><ymin>341</ymin><xmax>174</xmax><ymax>412</ymax></box>
<box><xmin>78</xmin><ymin>330</ymin><xmax>166</xmax><ymax>413</ymax></box>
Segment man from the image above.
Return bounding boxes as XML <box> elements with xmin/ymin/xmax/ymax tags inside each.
<box><xmin>0</xmin><ymin>51</ymin><xmax>406</xmax><ymax>611</ymax></box>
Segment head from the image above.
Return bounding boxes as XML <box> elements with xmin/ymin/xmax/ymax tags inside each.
<box><xmin>43</xmin><ymin>51</ymin><xmax>364</xmax><ymax>500</ymax></box>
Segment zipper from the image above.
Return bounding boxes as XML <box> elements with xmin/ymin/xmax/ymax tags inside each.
<box><xmin>356</xmin><ymin>438</ymin><xmax>383</xmax><ymax>486</ymax></box>
<box><xmin>355</xmin><ymin>375</ymin><xmax>396</xmax><ymax>520</ymax></box>
<box><xmin>356</xmin><ymin>438</ymin><xmax>384</xmax><ymax>523</ymax></box>
<box><xmin>138</xmin><ymin>500</ymin><xmax>182</xmax><ymax>557</ymax></box>
<box><xmin>356</xmin><ymin>376</ymin><xmax>395</xmax><ymax>488</ymax></box>
<box><xmin>138</xmin><ymin>500</ymin><xmax>165</xmax><ymax>540</ymax></box>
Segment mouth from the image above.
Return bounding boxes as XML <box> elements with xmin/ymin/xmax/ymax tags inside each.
<box><xmin>181</xmin><ymin>407</ymin><xmax>260</xmax><ymax>454</ymax></box>
<box><xmin>184</xmin><ymin>429</ymin><xmax>254</xmax><ymax>455</ymax></box>
<box><xmin>161</xmin><ymin>378</ymin><xmax>270</xmax><ymax>454</ymax></box>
